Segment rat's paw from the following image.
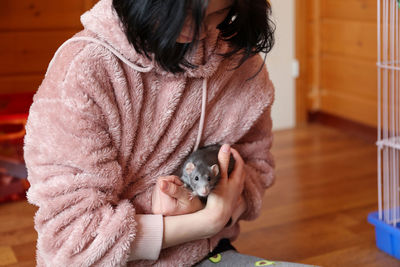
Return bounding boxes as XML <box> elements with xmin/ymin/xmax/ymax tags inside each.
<box><xmin>189</xmin><ymin>191</ymin><xmax>197</xmax><ymax>201</ymax></box>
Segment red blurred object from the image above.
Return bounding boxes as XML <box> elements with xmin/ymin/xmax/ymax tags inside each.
<box><xmin>0</xmin><ymin>93</ymin><xmax>34</xmax><ymax>116</ymax></box>
<box><xmin>0</xmin><ymin>92</ymin><xmax>33</xmax><ymax>204</ymax></box>
<box><xmin>0</xmin><ymin>114</ymin><xmax>27</xmax><ymax>143</ymax></box>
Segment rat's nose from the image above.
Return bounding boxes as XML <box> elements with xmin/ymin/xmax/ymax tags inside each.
<box><xmin>199</xmin><ymin>187</ymin><xmax>210</xmax><ymax>196</ymax></box>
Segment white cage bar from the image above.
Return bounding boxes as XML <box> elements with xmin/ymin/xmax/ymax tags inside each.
<box><xmin>377</xmin><ymin>0</ymin><xmax>400</xmax><ymax>226</ymax></box>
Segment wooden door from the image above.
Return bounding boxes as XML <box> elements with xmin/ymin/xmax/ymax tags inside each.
<box><xmin>0</xmin><ymin>0</ymin><xmax>98</xmax><ymax>94</ymax></box>
<box><xmin>296</xmin><ymin>0</ymin><xmax>378</xmax><ymax>127</ymax></box>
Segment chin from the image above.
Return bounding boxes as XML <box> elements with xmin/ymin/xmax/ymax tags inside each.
<box><xmin>176</xmin><ymin>33</ymin><xmax>194</xmax><ymax>43</ymax></box>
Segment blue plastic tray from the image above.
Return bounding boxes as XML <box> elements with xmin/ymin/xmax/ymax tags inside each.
<box><xmin>368</xmin><ymin>211</ymin><xmax>400</xmax><ymax>260</ymax></box>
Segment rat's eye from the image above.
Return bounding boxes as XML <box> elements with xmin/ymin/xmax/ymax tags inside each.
<box><xmin>195</xmin><ymin>176</ymin><xmax>199</xmax><ymax>181</ymax></box>
<box><xmin>207</xmin><ymin>176</ymin><xmax>211</xmax><ymax>181</ymax></box>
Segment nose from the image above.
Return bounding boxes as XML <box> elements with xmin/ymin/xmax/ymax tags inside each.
<box><xmin>200</xmin><ymin>187</ymin><xmax>210</xmax><ymax>196</ymax></box>
<box><xmin>198</xmin><ymin>15</ymin><xmax>218</xmax><ymax>40</ymax></box>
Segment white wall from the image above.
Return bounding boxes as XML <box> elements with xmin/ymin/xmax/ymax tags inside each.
<box><xmin>264</xmin><ymin>0</ymin><xmax>296</xmax><ymax>130</ymax></box>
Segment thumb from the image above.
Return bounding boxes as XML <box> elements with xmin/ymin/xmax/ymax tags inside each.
<box><xmin>218</xmin><ymin>144</ymin><xmax>231</xmax><ymax>180</ymax></box>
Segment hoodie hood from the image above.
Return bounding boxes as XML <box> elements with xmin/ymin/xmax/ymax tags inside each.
<box><xmin>80</xmin><ymin>0</ymin><xmax>229</xmax><ymax>79</ymax></box>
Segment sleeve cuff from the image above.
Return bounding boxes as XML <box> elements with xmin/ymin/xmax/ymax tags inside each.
<box><xmin>128</xmin><ymin>214</ymin><xmax>163</xmax><ymax>261</ymax></box>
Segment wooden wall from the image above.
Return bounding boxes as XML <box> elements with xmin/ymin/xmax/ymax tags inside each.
<box><xmin>297</xmin><ymin>0</ymin><xmax>378</xmax><ymax>127</ymax></box>
<box><xmin>0</xmin><ymin>0</ymin><xmax>379</xmax><ymax>127</ymax></box>
<box><xmin>0</xmin><ymin>0</ymin><xmax>98</xmax><ymax>95</ymax></box>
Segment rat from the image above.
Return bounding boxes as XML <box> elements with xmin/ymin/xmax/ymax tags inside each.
<box><xmin>175</xmin><ymin>144</ymin><xmax>236</xmax><ymax>200</ymax></box>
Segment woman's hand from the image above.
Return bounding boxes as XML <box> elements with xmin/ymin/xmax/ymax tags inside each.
<box><xmin>152</xmin><ymin>175</ymin><xmax>204</xmax><ymax>216</ymax></box>
<box><xmin>204</xmin><ymin>144</ymin><xmax>246</xmax><ymax>234</ymax></box>
<box><xmin>160</xmin><ymin>145</ymin><xmax>246</xmax><ymax>249</ymax></box>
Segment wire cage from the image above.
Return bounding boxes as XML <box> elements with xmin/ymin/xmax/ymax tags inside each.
<box><xmin>368</xmin><ymin>0</ymin><xmax>400</xmax><ymax>260</ymax></box>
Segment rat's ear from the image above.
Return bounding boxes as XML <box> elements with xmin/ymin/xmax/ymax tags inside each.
<box><xmin>184</xmin><ymin>162</ymin><xmax>196</xmax><ymax>174</ymax></box>
<box><xmin>210</xmin><ymin>164</ymin><xmax>219</xmax><ymax>177</ymax></box>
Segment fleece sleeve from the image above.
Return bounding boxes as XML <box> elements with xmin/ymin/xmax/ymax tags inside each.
<box><xmin>232</xmin><ymin>105</ymin><xmax>275</xmax><ymax>221</ymax></box>
<box><xmin>24</xmin><ymin>47</ymin><xmax>153</xmax><ymax>265</ymax></box>
<box><xmin>24</xmin><ymin>94</ymin><xmax>139</xmax><ymax>266</ymax></box>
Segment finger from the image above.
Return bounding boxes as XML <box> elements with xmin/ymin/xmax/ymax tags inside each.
<box><xmin>218</xmin><ymin>144</ymin><xmax>231</xmax><ymax>180</ymax></box>
<box><xmin>166</xmin><ymin>175</ymin><xmax>184</xmax><ymax>186</ymax></box>
<box><xmin>236</xmin><ymin>194</ymin><xmax>244</xmax><ymax>206</ymax></box>
<box><xmin>159</xmin><ymin>175</ymin><xmax>184</xmax><ymax>186</ymax></box>
<box><xmin>230</xmin><ymin>148</ymin><xmax>244</xmax><ymax>168</ymax></box>
<box><xmin>229</xmin><ymin>149</ymin><xmax>244</xmax><ymax>176</ymax></box>
<box><xmin>173</xmin><ymin>176</ymin><xmax>184</xmax><ymax>186</ymax></box>
<box><xmin>160</xmin><ymin>180</ymin><xmax>189</xmax><ymax>200</ymax></box>
<box><xmin>156</xmin><ymin>176</ymin><xmax>183</xmax><ymax>197</ymax></box>
<box><xmin>229</xmin><ymin>149</ymin><xmax>246</xmax><ymax>190</ymax></box>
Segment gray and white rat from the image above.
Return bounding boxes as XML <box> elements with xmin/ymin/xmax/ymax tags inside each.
<box><xmin>175</xmin><ymin>144</ymin><xmax>235</xmax><ymax>199</ymax></box>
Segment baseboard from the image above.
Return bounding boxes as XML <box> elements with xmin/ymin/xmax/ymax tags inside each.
<box><xmin>308</xmin><ymin>112</ymin><xmax>377</xmax><ymax>144</ymax></box>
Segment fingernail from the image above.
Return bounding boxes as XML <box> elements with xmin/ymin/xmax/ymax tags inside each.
<box><xmin>222</xmin><ymin>144</ymin><xmax>230</xmax><ymax>153</ymax></box>
<box><xmin>161</xmin><ymin>181</ymin><xmax>169</xmax><ymax>191</ymax></box>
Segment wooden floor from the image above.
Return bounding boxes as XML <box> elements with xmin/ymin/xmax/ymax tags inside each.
<box><xmin>0</xmin><ymin>123</ymin><xmax>399</xmax><ymax>266</ymax></box>
<box><xmin>234</xmin><ymin>123</ymin><xmax>399</xmax><ymax>266</ymax></box>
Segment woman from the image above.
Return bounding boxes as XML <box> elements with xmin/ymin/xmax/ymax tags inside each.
<box><xmin>23</xmin><ymin>0</ymin><xmax>292</xmax><ymax>266</ymax></box>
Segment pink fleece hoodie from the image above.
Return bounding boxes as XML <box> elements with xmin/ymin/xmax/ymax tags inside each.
<box><xmin>24</xmin><ymin>0</ymin><xmax>275</xmax><ymax>266</ymax></box>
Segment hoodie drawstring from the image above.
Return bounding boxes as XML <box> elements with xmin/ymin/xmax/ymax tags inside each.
<box><xmin>194</xmin><ymin>78</ymin><xmax>207</xmax><ymax>151</ymax></box>
<box><xmin>47</xmin><ymin>36</ymin><xmax>207</xmax><ymax>153</ymax></box>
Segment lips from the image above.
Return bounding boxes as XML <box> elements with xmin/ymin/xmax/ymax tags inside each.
<box><xmin>181</xmin><ymin>33</ymin><xmax>194</xmax><ymax>40</ymax></box>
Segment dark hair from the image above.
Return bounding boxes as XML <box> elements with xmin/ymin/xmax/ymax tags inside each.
<box><xmin>112</xmin><ymin>0</ymin><xmax>275</xmax><ymax>74</ymax></box>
